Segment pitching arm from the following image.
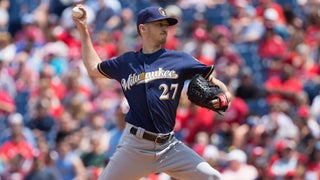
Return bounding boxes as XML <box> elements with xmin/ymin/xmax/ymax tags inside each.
<box><xmin>72</xmin><ymin>4</ymin><xmax>105</xmax><ymax>78</ymax></box>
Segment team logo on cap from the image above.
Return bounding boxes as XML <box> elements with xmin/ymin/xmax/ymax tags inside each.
<box><xmin>158</xmin><ymin>7</ymin><xmax>166</xmax><ymax>17</ymax></box>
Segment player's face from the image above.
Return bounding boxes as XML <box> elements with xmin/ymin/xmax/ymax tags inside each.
<box><xmin>144</xmin><ymin>20</ymin><xmax>169</xmax><ymax>44</ymax></box>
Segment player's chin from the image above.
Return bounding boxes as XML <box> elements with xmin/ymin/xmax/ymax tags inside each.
<box><xmin>160</xmin><ymin>39</ymin><xmax>167</xmax><ymax>45</ymax></box>
<box><xmin>159</xmin><ymin>36</ymin><xmax>167</xmax><ymax>44</ymax></box>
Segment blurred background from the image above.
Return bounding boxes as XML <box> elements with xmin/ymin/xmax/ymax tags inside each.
<box><xmin>0</xmin><ymin>0</ymin><xmax>320</xmax><ymax>179</ymax></box>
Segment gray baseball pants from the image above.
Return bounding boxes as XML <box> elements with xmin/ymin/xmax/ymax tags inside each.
<box><xmin>98</xmin><ymin>123</ymin><xmax>222</xmax><ymax>180</ymax></box>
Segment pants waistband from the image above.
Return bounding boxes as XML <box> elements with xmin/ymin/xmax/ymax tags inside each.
<box><xmin>129</xmin><ymin>125</ymin><xmax>174</xmax><ymax>144</ymax></box>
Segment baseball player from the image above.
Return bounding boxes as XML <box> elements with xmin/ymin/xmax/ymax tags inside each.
<box><xmin>72</xmin><ymin>4</ymin><xmax>232</xmax><ymax>180</ymax></box>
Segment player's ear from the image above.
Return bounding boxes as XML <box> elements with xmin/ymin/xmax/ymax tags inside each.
<box><xmin>140</xmin><ymin>24</ymin><xmax>146</xmax><ymax>33</ymax></box>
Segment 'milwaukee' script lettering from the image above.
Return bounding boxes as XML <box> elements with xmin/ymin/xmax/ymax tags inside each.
<box><xmin>121</xmin><ymin>68</ymin><xmax>178</xmax><ymax>91</ymax></box>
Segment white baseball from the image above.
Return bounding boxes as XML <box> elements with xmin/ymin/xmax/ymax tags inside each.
<box><xmin>72</xmin><ymin>6</ymin><xmax>84</xmax><ymax>19</ymax></box>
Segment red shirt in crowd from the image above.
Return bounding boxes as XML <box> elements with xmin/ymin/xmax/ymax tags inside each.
<box><xmin>0</xmin><ymin>140</ymin><xmax>34</xmax><ymax>161</ymax></box>
<box><xmin>258</xmin><ymin>34</ymin><xmax>287</xmax><ymax>59</ymax></box>
<box><xmin>255</xmin><ymin>0</ymin><xmax>286</xmax><ymax>25</ymax></box>
<box><xmin>176</xmin><ymin>105</ymin><xmax>215</xmax><ymax>145</ymax></box>
<box><xmin>213</xmin><ymin>97</ymin><xmax>249</xmax><ymax>130</ymax></box>
<box><xmin>264</xmin><ymin>75</ymin><xmax>303</xmax><ymax>104</ymax></box>
<box><xmin>304</xmin><ymin>25</ymin><xmax>320</xmax><ymax>48</ymax></box>
<box><xmin>285</xmin><ymin>52</ymin><xmax>320</xmax><ymax>81</ymax></box>
<box><xmin>0</xmin><ymin>89</ymin><xmax>16</xmax><ymax>115</ymax></box>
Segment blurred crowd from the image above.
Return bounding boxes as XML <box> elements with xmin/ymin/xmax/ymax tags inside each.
<box><xmin>0</xmin><ymin>0</ymin><xmax>320</xmax><ymax>179</ymax></box>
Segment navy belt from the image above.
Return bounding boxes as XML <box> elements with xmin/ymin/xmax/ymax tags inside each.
<box><xmin>130</xmin><ymin>127</ymin><xmax>174</xmax><ymax>144</ymax></box>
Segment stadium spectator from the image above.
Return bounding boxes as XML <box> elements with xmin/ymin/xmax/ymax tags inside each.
<box><xmin>175</xmin><ymin>88</ymin><xmax>195</xmax><ymax>142</ymax></box>
<box><xmin>0</xmin><ymin>88</ymin><xmax>15</xmax><ymax>118</ymax></box>
<box><xmin>112</xmin><ymin>7</ymin><xmax>139</xmax><ymax>52</ymax></box>
<box><xmin>221</xmin><ymin>148</ymin><xmax>259</xmax><ymax>180</ymax></box>
<box><xmin>192</xmin><ymin>131</ymin><xmax>211</xmax><ymax>156</ymax></box>
<box><xmin>80</xmin><ymin>133</ymin><xmax>106</xmax><ymax>179</ymax></box>
<box><xmin>247</xmin><ymin>145</ymin><xmax>271</xmax><ymax>179</ymax></box>
<box><xmin>29</xmin><ymin>64</ymin><xmax>65</xmax><ymax>119</ymax></box>
<box><xmin>61</xmin><ymin>70</ymin><xmax>92</xmax><ymax>124</ymax></box>
<box><xmin>259</xmin><ymin>100</ymin><xmax>299</xmax><ymax>141</ymax></box>
<box><xmin>0</xmin><ymin>54</ymin><xmax>16</xmax><ymax>98</ymax></box>
<box><xmin>255</xmin><ymin>0</ymin><xmax>287</xmax><ymax>25</ymax></box>
<box><xmin>92</xmin><ymin>30</ymin><xmax>117</xmax><ymax>60</ymax></box>
<box><xmin>54</xmin><ymin>133</ymin><xmax>86</xmax><ymax>180</ymax></box>
<box><xmin>258</xmin><ymin>17</ymin><xmax>287</xmax><ymax>63</ymax></box>
<box><xmin>89</xmin><ymin>78</ymin><xmax>121</xmax><ymax>125</ymax></box>
<box><xmin>0</xmin><ymin>128</ymin><xmax>35</xmax><ymax>179</ymax></box>
<box><xmin>11</xmin><ymin>51</ymin><xmax>38</xmax><ymax>118</ymax></box>
<box><xmin>235</xmin><ymin>66</ymin><xmax>264</xmax><ymax>101</ymax></box>
<box><xmin>27</xmin><ymin>98</ymin><xmax>57</xmax><ymax>147</ymax></box>
<box><xmin>182</xmin><ymin>26</ymin><xmax>216</xmax><ymax>66</ymax></box>
<box><xmin>53</xmin><ymin>110</ymin><xmax>80</xmax><ymax>149</ymax></box>
<box><xmin>0</xmin><ymin>31</ymin><xmax>16</xmax><ymax>63</ymax></box>
<box><xmin>42</xmin><ymin>42</ymin><xmax>69</xmax><ymax>77</ymax></box>
<box><xmin>92</xmin><ymin>0</ymin><xmax>118</xmax><ymax>33</ymax></box>
<box><xmin>214</xmin><ymin>86</ymin><xmax>249</xmax><ymax>149</ymax></box>
<box><xmin>0</xmin><ymin>112</ymin><xmax>37</xmax><ymax>148</ymax></box>
<box><xmin>25</xmin><ymin>151</ymin><xmax>62</xmax><ymax>180</ymax></box>
<box><xmin>305</xmin><ymin>140</ymin><xmax>320</xmax><ymax>180</ymax></box>
<box><xmin>266</xmin><ymin>139</ymin><xmax>303</xmax><ymax>179</ymax></box>
<box><xmin>310</xmin><ymin>92</ymin><xmax>320</xmax><ymax>123</ymax></box>
<box><xmin>264</xmin><ymin>63</ymin><xmax>303</xmax><ymax>105</ymax></box>
<box><xmin>80</xmin><ymin>112</ymin><xmax>110</xmax><ymax>154</ymax></box>
<box><xmin>229</xmin><ymin>0</ymin><xmax>264</xmax><ymax>44</ymax></box>
<box><xmin>163</xmin><ymin>5</ymin><xmax>182</xmax><ymax>50</ymax></box>
<box><xmin>294</xmin><ymin>103</ymin><xmax>320</xmax><ymax>154</ymax></box>
<box><xmin>304</xmin><ymin>6</ymin><xmax>320</xmax><ymax>50</ymax></box>
<box><xmin>0</xmin><ymin>2</ymin><xmax>9</xmax><ymax>32</ymax></box>
<box><xmin>105</xmin><ymin>98</ymin><xmax>128</xmax><ymax>160</ymax></box>
<box><xmin>212</xmin><ymin>27</ymin><xmax>244</xmax><ymax>84</ymax></box>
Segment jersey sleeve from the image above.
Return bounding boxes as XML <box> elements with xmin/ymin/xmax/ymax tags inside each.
<box><xmin>97</xmin><ymin>57</ymin><xmax>118</xmax><ymax>79</ymax></box>
<box><xmin>97</xmin><ymin>52</ymin><xmax>133</xmax><ymax>81</ymax></box>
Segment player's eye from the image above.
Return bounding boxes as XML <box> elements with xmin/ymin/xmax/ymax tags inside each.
<box><xmin>159</xmin><ymin>23</ymin><xmax>169</xmax><ymax>28</ymax></box>
<box><xmin>154</xmin><ymin>21</ymin><xmax>169</xmax><ymax>28</ymax></box>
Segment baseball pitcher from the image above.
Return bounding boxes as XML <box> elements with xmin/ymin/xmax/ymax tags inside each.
<box><xmin>72</xmin><ymin>4</ymin><xmax>232</xmax><ymax>180</ymax></box>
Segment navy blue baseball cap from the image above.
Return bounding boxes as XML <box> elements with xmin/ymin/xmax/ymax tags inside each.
<box><xmin>137</xmin><ymin>6</ymin><xmax>178</xmax><ymax>27</ymax></box>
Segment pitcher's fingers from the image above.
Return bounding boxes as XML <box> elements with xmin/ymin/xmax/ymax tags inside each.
<box><xmin>212</xmin><ymin>99</ymin><xmax>219</xmax><ymax>109</ymax></box>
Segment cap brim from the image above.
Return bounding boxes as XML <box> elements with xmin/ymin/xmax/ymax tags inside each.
<box><xmin>167</xmin><ymin>17</ymin><xmax>178</xmax><ymax>26</ymax></box>
<box><xmin>145</xmin><ymin>17</ymin><xmax>178</xmax><ymax>26</ymax></box>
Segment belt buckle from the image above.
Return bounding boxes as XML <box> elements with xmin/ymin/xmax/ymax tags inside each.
<box><xmin>155</xmin><ymin>134</ymin><xmax>170</xmax><ymax>144</ymax></box>
<box><xmin>154</xmin><ymin>135</ymin><xmax>166</xmax><ymax>144</ymax></box>
<box><xmin>154</xmin><ymin>136</ymin><xmax>160</xmax><ymax>143</ymax></box>
<box><xmin>154</xmin><ymin>133</ymin><xmax>174</xmax><ymax>144</ymax></box>
<box><xmin>155</xmin><ymin>135</ymin><xmax>165</xmax><ymax>144</ymax></box>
